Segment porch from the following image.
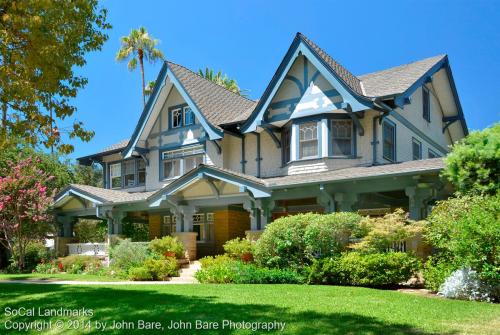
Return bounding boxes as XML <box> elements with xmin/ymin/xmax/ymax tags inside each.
<box><xmin>52</xmin><ymin>159</ymin><xmax>450</xmax><ymax>260</ymax></box>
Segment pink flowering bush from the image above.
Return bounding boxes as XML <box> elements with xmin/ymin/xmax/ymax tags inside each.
<box><xmin>0</xmin><ymin>156</ymin><xmax>56</xmax><ymax>271</ymax></box>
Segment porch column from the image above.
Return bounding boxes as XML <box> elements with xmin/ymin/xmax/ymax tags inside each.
<box><xmin>112</xmin><ymin>211</ymin><xmax>125</xmax><ymax>235</ymax></box>
<box><xmin>181</xmin><ymin>206</ymin><xmax>196</xmax><ymax>232</ymax></box>
<box><xmin>334</xmin><ymin>193</ymin><xmax>358</xmax><ymax>212</ymax></box>
<box><xmin>55</xmin><ymin>216</ymin><xmax>75</xmax><ymax>257</ymax></box>
<box><xmin>174</xmin><ymin>210</ymin><xmax>183</xmax><ymax>232</ymax></box>
<box><xmin>243</xmin><ymin>200</ymin><xmax>259</xmax><ymax>231</ymax></box>
<box><xmin>405</xmin><ymin>186</ymin><xmax>434</xmax><ymax>220</ymax></box>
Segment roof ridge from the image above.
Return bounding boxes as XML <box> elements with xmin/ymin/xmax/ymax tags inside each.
<box><xmin>296</xmin><ymin>32</ymin><xmax>363</xmax><ymax>95</ymax></box>
<box><xmin>358</xmin><ymin>54</ymin><xmax>447</xmax><ymax>78</ymax></box>
<box><xmin>166</xmin><ymin>61</ymin><xmax>256</xmax><ymax>103</ymax></box>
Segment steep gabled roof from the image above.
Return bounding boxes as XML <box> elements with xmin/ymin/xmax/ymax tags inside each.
<box><xmin>359</xmin><ymin>55</ymin><xmax>447</xmax><ymax>98</ymax></box>
<box><xmin>167</xmin><ymin>62</ymin><xmax>257</xmax><ymax>128</ymax></box>
<box><xmin>298</xmin><ymin>33</ymin><xmax>364</xmax><ymax>96</ymax></box>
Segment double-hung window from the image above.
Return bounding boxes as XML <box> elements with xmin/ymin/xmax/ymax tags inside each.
<box><xmin>422</xmin><ymin>87</ymin><xmax>431</xmax><ymax>122</ymax></box>
<box><xmin>192</xmin><ymin>213</ymin><xmax>214</xmax><ymax>242</ymax></box>
<box><xmin>382</xmin><ymin>121</ymin><xmax>396</xmax><ymax>162</ymax></box>
<box><xmin>161</xmin><ymin>145</ymin><xmax>205</xmax><ymax>180</ymax></box>
<box><xmin>299</xmin><ymin>122</ymin><xmax>318</xmax><ymax>159</ymax></box>
<box><xmin>331</xmin><ymin>119</ymin><xmax>353</xmax><ymax>156</ymax></box>
<box><xmin>171</xmin><ymin>108</ymin><xmax>183</xmax><ymax>128</ymax></box>
<box><xmin>412</xmin><ymin>138</ymin><xmax>422</xmax><ymax>160</ymax></box>
<box><xmin>137</xmin><ymin>160</ymin><xmax>146</xmax><ymax>185</ymax></box>
<box><xmin>110</xmin><ymin>163</ymin><xmax>122</xmax><ymax>189</ymax></box>
<box><xmin>123</xmin><ymin>160</ymin><xmax>136</xmax><ymax>187</ymax></box>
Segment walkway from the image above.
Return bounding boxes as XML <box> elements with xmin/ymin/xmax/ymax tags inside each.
<box><xmin>0</xmin><ymin>261</ymin><xmax>201</xmax><ymax>285</ymax></box>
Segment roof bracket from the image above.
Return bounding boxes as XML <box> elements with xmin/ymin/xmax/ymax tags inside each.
<box><xmin>262</xmin><ymin>127</ymin><xmax>282</xmax><ymax>148</ymax></box>
<box><xmin>341</xmin><ymin>102</ymin><xmax>365</xmax><ymax>136</ymax></box>
<box><xmin>212</xmin><ymin>140</ymin><xmax>222</xmax><ymax>154</ymax></box>
<box><xmin>204</xmin><ymin>177</ymin><xmax>220</xmax><ymax>199</ymax></box>
<box><xmin>442</xmin><ymin>115</ymin><xmax>460</xmax><ymax>133</ymax></box>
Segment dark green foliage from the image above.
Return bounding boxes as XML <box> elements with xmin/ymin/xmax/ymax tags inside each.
<box><xmin>425</xmin><ymin>194</ymin><xmax>500</xmax><ymax>286</ymax></box>
<box><xmin>128</xmin><ymin>258</ymin><xmax>179</xmax><ymax>281</ymax></box>
<box><xmin>74</xmin><ymin>219</ymin><xmax>107</xmax><ymax>243</ymax></box>
<box><xmin>307</xmin><ymin>252</ymin><xmax>420</xmax><ymax>287</ymax></box>
<box><xmin>442</xmin><ymin>123</ymin><xmax>499</xmax><ymax>195</ymax></box>
<box><xmin>121</xmin><ymin>218</ymin><xmax>149</xmax><ymax>242</ymax></box>
<box><xmin>223</xmin><ymin>237</ymin><xmax>255</xmax><ymax>260</ymax></box>
<box><xmin>59</xmin><ymin>255</ymin><xmax>101</xmax><ymax>274</ymax></box>
<box><xmin>423</xmin><ymin>256</ymin><xmax>456</xmax><ymax>292</ymax></box>
<box><xmin>195</xmin><ymin>255</ymin><xmax>303</xmax><ymax>284</ymax></box>
<box><xmin>9</xmin><ymin>241</ymin><xmax>53</xmax><ymax>272</ymax></box>
<box><xmin>255</xmin><ymin>212</ymin><xmax>362</xmax><ymax>269</ymax></box>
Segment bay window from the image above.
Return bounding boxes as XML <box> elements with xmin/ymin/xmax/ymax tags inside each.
<box><xmin>123</xmin><ymin>160</ymin><xmax>136</xmax><ymax>187</ymax></box>
<box><xmin>137</xmin><ymin>160</ymin><xmax>146</xmax><ymax>185</ymax></box>
<box><xmin>331</xmin><ymin>119</ymin><xmax>353</xmax><ymax>156</ymax></box>
<box><xmin>110</xmin><ymin>163</ymin><xmax>122</xmax><ymax>189</ymax></box>
<box><xmin>299</xmin><ymin>122</ymin><xmax>318</xmax><ymax>159</ymax></box>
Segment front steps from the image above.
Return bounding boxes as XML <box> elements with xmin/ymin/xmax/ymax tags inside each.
<box><xmin>169</xmin><ymin>261</ymin><xmax>201</xmax><ymax>284</ymax></box>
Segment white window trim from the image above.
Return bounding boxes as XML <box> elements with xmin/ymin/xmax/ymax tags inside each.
<box><xmin>330</xmin><ymin>119</ymin><xmax>354</xmax><ymax>157</ymax></box>
<box><xmin>161</xmin><ymin>145</ymin><xmax>205</xmax><ymax>181</ymax></box>
<box><xmin>171</xmin><ymin>108</ymin><xmax>182</xmax><ymax>129</ymax></box>
<box><xmin>109</xmin><ymin>163</ymin><xmax>122</xmax><ymax>189</ymax></box>
<box><xmin>298</xmin><ymin>122</ymin><xmax>319</xmax><ymax>160</ymax></box>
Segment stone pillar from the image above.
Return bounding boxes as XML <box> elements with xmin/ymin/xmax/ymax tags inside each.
<box><xmin>334</xmin><ymin>193</ymin><xmax>358</xmax><ymax>212</ymax></box>
<box><xmin>243</xmin><ymin>200</ymin><xmax>259</xmax><ymax>230</ymax></box>
<box><xmin>173</xmin><ymin>232</ymin><xmax>198</xmax><ymax>260</ymax></box>
<box><xmin>405</xmin><ymin>186</ymin><xmax>434</xmax><ymax>220</ymax></box>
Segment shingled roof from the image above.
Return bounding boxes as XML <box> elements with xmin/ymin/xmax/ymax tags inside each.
<box><xmin>55</xmin><ymin>184</ymin><xmax>155</xmax><ymax>205</ymax></box>
<box><xmin>167</xmin><ymin>61</ymin><xmax>257</xmax><ymax>127</ymax></box>
<box><xmin>358</xmin><ymin>55</ymin><xmax>447</xmax><ymax>98</ymax></box>
<box><xmin>298</xmin><ymin>33</ymin><xmax>364</xmax><ymax>96</ymax></box>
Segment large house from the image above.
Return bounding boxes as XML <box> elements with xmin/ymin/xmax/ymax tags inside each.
<box><xmin>52</xmin><ymin>33</ymin><xmax>468</xmax><ymax>258</ymax></box>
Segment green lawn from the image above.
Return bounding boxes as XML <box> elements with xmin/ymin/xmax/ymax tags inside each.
<box><xmin>0</xmin><ymin>284</ymin><xmax>498</xmax><ymax>334</ymax></box>
<box><xmin>0</xmin><ymin>273</ymin><xmax>123</xmax><ymax>282</ymax></box>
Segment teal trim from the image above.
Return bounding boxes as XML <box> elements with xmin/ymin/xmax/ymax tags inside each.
<box><xmin>241</xmin><ymin>34</ymin><xmax>372</xmax><ymax>134</ymax></box>
<box><xmin>241</xmin><ymin>135</ymin><xmax>246</xmax><ymax>173</ymax></box>
<box><xmin>107</xmin><ymin>157</ymin><xmax>145</xmax><ymax>190</ymax></box>
<box><xmin>303</xmin><ymin>58</ymin><xmax>309</xmax><ymax>88</ymax></box>
<box><xmin>168</xmin><ymin>103</ymin><xmax>188</xmax><ymax>129</ymax></box>
<box><xmin>328</xmin><ymin>115</ymin><xmax>357</xmax><ymax>157</ymax></box>
<box><xmin>285</xmin><ymin>75</ymin><xmax>304</xmax><ymax>94</ymax></box>
<box><xmin>255</xmin><ymin>132</ymin><xmax>261</xmax><ymax>177</ymax></box>
<box><xmin>387</xmin><ymin>109</ymin><xmax>447</xmax><ymax>155</ymax></box>
<box><xmin>311</xmin><ymin>70</ymin><xmax>320</xmax><ymax>83</ymax></box>
<box><xmin>428</xmin><ymin>148</ymin><xmax>439</xmax><ymax>158</ymax></box>
<box><xmin>412</xmin><ymin>137</ymin><xmax>422</xmax><ymax>160</ymax></box>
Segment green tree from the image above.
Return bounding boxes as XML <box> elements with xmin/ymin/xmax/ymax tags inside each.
<box><xmin>198</xmin><ymin>67</ymin><xmax>247</xmax><ymax>96</ymax></box>
<box><xmin>73</xmin><ymin>163</ymin><xmax>103</xmax><ymax>188</ymax></box>
<box><xmin>0</xmin><ymin>0</ymin><xmax>111</xmax><ymax>154</ymax></box>
<box><xmin>442</xmin><ymin>123</ymin><xmax>499</xmax><ymax>195</ymax></box>
<box><xmin>116</xmin><ymin>27</ymin><xmax>164</xmax><ymax>107</ymax></box>
<box><xmin>144</xmin><ymin>80</ymin><xmax>156</xmax><ymax>97</ymax></box>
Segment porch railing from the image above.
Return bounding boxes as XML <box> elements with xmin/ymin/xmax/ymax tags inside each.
<box><xmin>67</xmin><ymin>243</ymin><xmax>107</xmax><ymax>256</ymax></box>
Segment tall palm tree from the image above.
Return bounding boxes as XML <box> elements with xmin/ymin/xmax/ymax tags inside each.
<box><xmin>116</xmin><ymin>27</ymin><xmax>164</xmax><ymax>106</ymax></box>
<box><xmin>198</xmin><ymin>67</ymin><xmax>247</xmax><ymax>96</ymax></box>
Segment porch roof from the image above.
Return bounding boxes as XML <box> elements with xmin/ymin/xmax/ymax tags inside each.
<box><xmin>263</xmin><ymin>158</ymin><xmax>445</xmax><ymax>188</ymax></box>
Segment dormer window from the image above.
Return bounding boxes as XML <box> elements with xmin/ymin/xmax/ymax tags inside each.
<box><xmin>299</xmin><ymin>122</ymin><xmax>318</xmax><ymax>159</ymax></box>
<box><xmin>184</xmin><ymin>106</ymin><xmax>195</xmax><ymax>126</ymax></box>
<box><xmin>171</xmin><ymin>108</ymin><xmax>182</xmax><ymax>128</ymax></box>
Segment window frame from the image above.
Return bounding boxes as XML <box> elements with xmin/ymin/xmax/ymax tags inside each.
<box><xmin>122</xmin><ymin>160</ymin><xmax>136</xmax><ymax>187</ymax></box>
<box><xmin>183</xmin><ymin>106</ymin><xmax>195</xmax><ymax>126</ymax></box>
<box><xmin>412</xmin><ymin>138</ymin><xmax>422</xmax><ymax>160</ymax></box>
<box><xmin>298</xmin><ymin>121</ymin><xmax>319</xmax><ymax>159</ymax></box>
<box><xmin>330</xmin><ymin>119</ymin><xmax>354</xmax><ymax>157</ymax></box>
<box><xmin>422</xmin><ymin>86</ymin><xmax>431</xmax><ymax>123</ymax></box>
<box><xmin>171</xmin><ymin>107</ymin><xmax>183</xmax><ymax>129</ymax></box>
<box><xmin>109</xmin><ymin>163</ymin><xmax>122</xmax><ymax>189</ymax></box>
<box><xmin>382</xmin><ymin>120</ymin><xmax>396</xmax><ymax>162</ymax></box>
<box><xmin>107</xmin><ymin>158</ymin><xmax>147</xmax><ymax>189</ymax></box>
<box><xmin>160</xmin><ymin>145</ymin><xmax>205</xmax><ymax>181</ymax></box>
<box><xmin>428</xmin><ymin>149</ymin><xmax>439</xmax><ymax>158</ymax></box>
<box><xmin>281</xmin><ymin>126</ymin><xmax>291</xmax><ymax>165</ymax></box>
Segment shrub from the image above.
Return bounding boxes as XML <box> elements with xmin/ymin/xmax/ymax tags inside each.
<box><xmin>128</xmin><ymin>267</ymin><xmax>152</xmax><ymax>281</ymax></box>
<box><xmin>143</xmin><ymin>258</ymin><xmax>179</xmax><ymax>280</ymax></box>
<box><xmin>308</xmin><ymin>252</ymin><xmax>420</xmax><ymax>287</ymax></box>
<box><xmin>232</xmin><ymin>263</ymin><xmax>304</xmax><ymax>284</ymax></box>
<box><xmin>223</xmin><ymin>238</ymin><xmax>255</xmax><ymax>261</ymax></box>
<box><xmin>74</xmin><ymin>219</ymin><xmax>107</xmax><ymax>243</ymax></box>
<box><xmin>442</xmin><ymin>123</ymin><xmax>499</xmax><ymax>196</ymax></box>
<box><xmin>149</xmin><ymin>236</ymin><xmax>185</xmax><ymax>259</ymax></box>
<box><xmin>121</xmin><ymin>218</ymin><xmax>149</xmax><ymax>241</ymax></box>
<box><xmin>425</xmin><ymin>194</ymin><xmax>499</xmax><ymax>286</ymax></box>
<box><xmin>304</xmin><ymin>212</ymin><xmax>362</xmax><ymax>258</ymax></box>
<box><xmin>439</xmin><ymin>268</ymin><xmax>499</xmax><ymax>302</ymax></box>
<box><xmin>351</xmin><ymin>209</ymin><xmax>425</xmax><ymax>253</ymax></box>
<box><xmin>9</xmin><ymin>241</ymin><xmax>54</xmax><ymax>272</ymax></box>
<box><xmin>195</xmin><ymin>255</ymin><xmax>303</xmax><ymax>284</ymax></box>
<box><xmin>423</xmin><ymin>257</ymin><xmax>456</xmax><ymax>292</ymax></box>
<box><xmin>196</xmin><ymin>255</ymin><xmax>237</xmax><ymax>283</ymax></box>
<box><xmin>59</xmin><ymin>255</ymin><xmax>100</xmax><ymax>274</ymax></box>
<box><xmin>109</xmin><ymin>239</ymin><xmax>150</xmax><ymax>273</ymax></box>
<box><xmin>35</xmin><ymin>262</ymin><xmax>59</xmax><ymax>274</ymax></box>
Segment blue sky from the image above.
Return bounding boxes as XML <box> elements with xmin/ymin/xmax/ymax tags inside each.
<box><xmin>67</xmin><ymin>0</ymin><xmax>499</xmax><ymax>159</ymax></box>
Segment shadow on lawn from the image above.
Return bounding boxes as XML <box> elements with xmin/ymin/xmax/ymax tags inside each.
<box><xmin>0</xmin><ymin>284</ymin><xmax>457</xmax><ymax>335</ymax></box>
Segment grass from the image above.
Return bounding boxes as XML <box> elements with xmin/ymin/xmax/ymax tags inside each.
<box><xmin>0</xmin><ymin>284</ymin><xmax>498</xmax><ymax>334</ymax></box>
<box><xmin>0</xmin><ymin>273</ymin><xmax>123</xmax><ymax>282</ymax></box>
